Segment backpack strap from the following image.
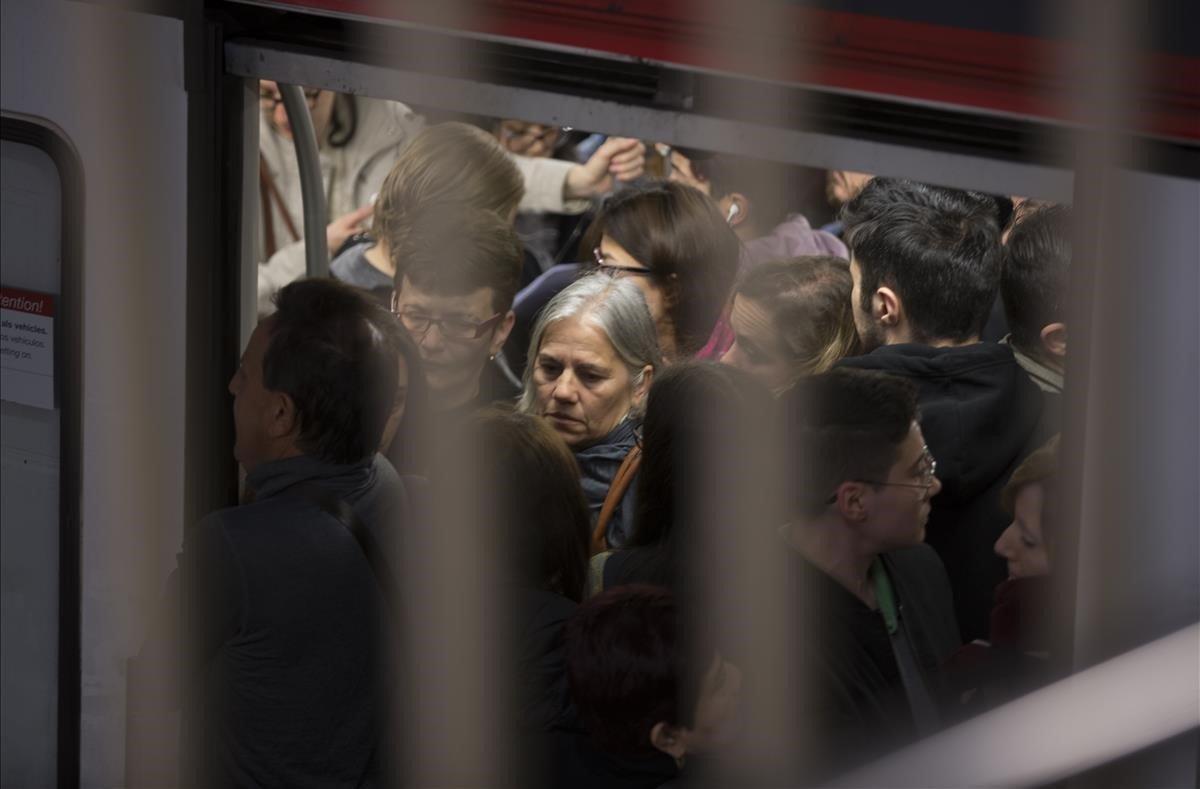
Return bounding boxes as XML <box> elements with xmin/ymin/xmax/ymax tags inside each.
<box><xmin>590</xmin><ymin>443</ymin><xmax>642</xmax><ymax>556</ymax></box>
<box><xmin>295</xmin><ymin>482</ymin><xmax>402</xmax><ymax>626</ymax></box>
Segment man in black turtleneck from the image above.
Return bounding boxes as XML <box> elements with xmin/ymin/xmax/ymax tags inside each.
<box><xmin>836</xmin><ymin>177</ymin><xmax>1044</xmax><ymax>643</ymax></box>
<box><xmin>178</xmin><ymin>279</ymin><xmax>411</xmax><ymax>788</ymax></box>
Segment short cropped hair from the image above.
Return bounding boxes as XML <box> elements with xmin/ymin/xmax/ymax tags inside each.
<box><xmin>373</xmin><ymin>121</ymin><xmax>524</xmax><ymax>254</ymax></box>
<box><xmin>1001</xmin><ymin>204</ymin><xmax>1072</xmax><ymax>353</ymax></box>
<box><xmin>465</xmin><ymin>410</ymin><xmax>591</xmax><ymax>602</ymax></box>
<box><xmin>842</xmin><ymin>177</ymin><xmax>1002</xmax><ymax>343</ymax></box>
<box><xmin>265</xmin><ymin>278</ymin><xmax>401</xmax><ymax>465</ymax></box>
<box><xmin>582</xmin><ymin>181</ymin><xmax>741</xmax><ymax>356</ymax></box>
<box><xmin>785</xmin><ymin>368</ymin><xmax>919</xmax><ymax>517</ymax></box>
<box><xmin>518</xmin><ymin>273</ymin><xmax>663</xmax><ymax>415</ymax></box>
<box><xmin>734</xmin><ymin>256</ymin><xmax>861</xmax><ymax>376</ymax></box>
<box><xmin>394</xmin><ymin>204</ymin><xmax>524</xmax><ymax>313</ymax></box>
<box><xmin>566</xmin><ymin>585</ymin><xmax>706</xmax><ymax>757</ymax></box>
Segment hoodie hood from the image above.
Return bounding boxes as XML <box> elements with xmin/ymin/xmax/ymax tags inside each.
<box><xmin>839</xmin><ymin>343</ymin><xmax>1043</xmax><ymax>504</ymax></box>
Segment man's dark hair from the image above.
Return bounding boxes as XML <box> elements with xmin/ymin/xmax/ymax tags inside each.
<box><xmin>581</xmin><ymin>181</ymin><xmax>741</xmax><ymax>356</ymax></box>
<box><xmin>1001</xmin><ymin>204</ymin><xmax>1071</xmax><ymax>353</ymax></box>
<box><xmin>841</xmin><ymin>177</ymin><xmax>1002</xmax><ymax>343</ymax></box>
<box><xmin>566</xmin><ymin>585</ymin><xmax>708</xmax><ymax>758</ymax></box>
<box><xmin>265</xmin><ymin>278</ymin><xmax>401</xmax><ymax>465</ymax></box>
<box><xmin>784</xmin><ymin>368</ymin><xmax>919</xmax><ymax>517</ymax></box>
<box><xmin>393</xmin><ymin>204</ymin><xmax>524</xmax><ymax>313</ymax></box>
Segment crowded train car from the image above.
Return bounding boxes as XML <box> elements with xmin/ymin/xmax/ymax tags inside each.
<box><xmin>1</xmin><ymin>0</ymin><xmax>1198</xmax><ymax>786</ymax></box>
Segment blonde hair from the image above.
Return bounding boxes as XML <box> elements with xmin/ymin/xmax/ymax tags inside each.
<box><xmin>372</xmin><ymin>122</ymin><xmax>524</xmax><ymax>256</ymax></box>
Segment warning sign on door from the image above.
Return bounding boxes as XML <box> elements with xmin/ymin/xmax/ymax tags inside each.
<box><xmin>1</xmin><ymin>286</ymin><xmax>56</xmax><ymax>409</ymax></box>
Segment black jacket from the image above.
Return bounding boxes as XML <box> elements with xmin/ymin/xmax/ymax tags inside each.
<box><xmin>180</xmin><ymin>454</ymin><xmax>409</xmax><ymax>788</ymax></box>
<box><xmin>839</xmin><ymin>343</ymin><xmax>1043</xmax><ymax>641</ymax></box>
<box><xmin>788</xmin><ymin>545</ymin><xmax>961</xmax><ymax>778</ymax></box>
<box><xmin>514</xmin><ymin>587</ymin><xmax>580</xmax><ymax>734</ymax></box>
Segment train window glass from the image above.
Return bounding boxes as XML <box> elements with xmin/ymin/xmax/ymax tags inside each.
<box><xmin>0</xmin><ymin>137</ymin><xmax>63</xmax><ymax>787</ymax></box>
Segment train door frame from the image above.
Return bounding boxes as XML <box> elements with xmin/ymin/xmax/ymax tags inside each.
<box><xmin>0</xmin><ymin>112</ymin><xmax>84</xmax><ymax>789</ymax></box>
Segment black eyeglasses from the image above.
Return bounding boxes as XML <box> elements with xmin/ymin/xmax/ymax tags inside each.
<box><xmin>592</xmin><ymin>247</ymin><xmax>656</xmax><ymax>279</ymax></box>
<box><xmin>826</xmin><ymin>446</ymin><xmax>938</xmax><ymax>504</ymax></box>
<box><xmin>392</xmin><ymin>307</ymin><xmax>503</xmax><ymax>341</ymax></box>
<box><xmin>259</xmin><ymin>87</ymin><xmax>323</xmax><ymax>111</ymax></box>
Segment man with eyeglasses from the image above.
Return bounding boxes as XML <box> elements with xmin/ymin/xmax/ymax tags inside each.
<box><xmin>390</xmin><ymin>206</ymin><xmax>524</xmax><ymax>428</ymax></box>
<box><xmin>781</xmin><ymin>368</ymin><xmax>960</xmax><ymax>780</ymax></box>
<box><xmin>836</xmin><ymin>178</ymin><xmax>1045</xmax><ymax>643</ymax></box>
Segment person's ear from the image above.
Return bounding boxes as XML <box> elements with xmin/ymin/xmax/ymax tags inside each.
<box><xmin>874</xmin><ymin>286</ymin><xmax>902</xmax><ymax>330</ymax></box>
<box><xmin>723</xmin><ymin>193</ymin><xmax>750</xmax><ymax>227</ymax></box>
<box><xmin>1040</xmin><ymin>322</ymin><xmax>1067</xmax><ymax>360</ymax></box>
<box><xmin>650</xmin><ymin>721</ymin><xmax>689</xmax><ymax>763</ymax></box>
<box><xmin>489</xmin><ymin>310</ymin><xmax>517</xmax><ymax>357</ymax></box>
<box><xmin>834</xmin><ymin>481</ymin><xmax>869</xmax><ymax>522</ymax></box>
<box><xmin>265</xmin><ymin>390</ymin><xmax>298</xmax><ymax>440</ymax></box>
<box><xmin>632</xmin><ymin>364</ymin><xmax>654</xmax><ymax>404</ymax></box>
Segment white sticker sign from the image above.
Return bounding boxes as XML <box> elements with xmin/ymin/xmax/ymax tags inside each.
<box><xmin>1</xmin><ymin>286</ymin><xmax>56</xmax><ymax>410</ymax></box>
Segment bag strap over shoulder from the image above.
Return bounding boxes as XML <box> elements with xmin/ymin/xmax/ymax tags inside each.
<box><xmin>590</xmin><ymin>443</ymin><xmax>642</xmax><ymax>556</ymax></box>
<box><xmin>295</xmin><ymin>482</ymin><xmax>402</xmax><ymax>626</ymax></box>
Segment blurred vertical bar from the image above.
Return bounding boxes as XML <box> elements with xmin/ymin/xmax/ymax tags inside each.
<box><xmin>687</xmin><ymin>1</ymin><xmax>803</xmax><ymax>785</ymax></box>
<box><xmin>1062</xmin><ymin>0</ymin><xmax>1200</xmax><ymax>782</ymax></box>
<box><xmin>356</xmin><ymin>2</ymin><xmax>513</xmax><ymax>785</ymax></box>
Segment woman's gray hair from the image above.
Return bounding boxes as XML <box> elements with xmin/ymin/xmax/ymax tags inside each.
<box><xmin>518</xmin><ymin>273</ymin><xmax>663</xmax><ymax>414</ymax></box>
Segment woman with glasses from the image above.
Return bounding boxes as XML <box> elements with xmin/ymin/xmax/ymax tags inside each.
<box><xmin>581</xmin><ymin>181</ymin><xmax>741</xmax><ymax>361</ymax></box>
<box><xmin>519</xmin><ymin>274</ymin><xmax>663</xmax><ymax>551</ymax></box>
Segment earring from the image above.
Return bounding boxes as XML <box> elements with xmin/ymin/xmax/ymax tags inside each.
<box><xmin>489</xmin><ymin>354</ymin><xmax>496</xmax><ymax>361</ymax></box>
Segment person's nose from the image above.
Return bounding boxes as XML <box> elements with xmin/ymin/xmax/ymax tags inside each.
<box><xmin>273</xmin><ymin>101</ymin><xmax>290</xmax><ymax>130</ymax></box>
<box><xmin>994</xmin><ymin>523</ymin><xmax>1016</xmax><ymax>559</ymax></box>
<box><xmin>228</xmin><ymin>372</ymin><xmax>239</xmax><ymax>397</ymax></box>
<box><xmin>928</xmin><ymin>473</ymin><xmax>943</xmax><ymax>499</ymax></box>
<box><xmin>552</xmin><ymin>370</ymin><xmax>580</xmax><ymax>403</ymax></box>
<box><xmin>416</xmin><ymin>322</ymin><xmax>445</xmax><ymax>353</ymax></box>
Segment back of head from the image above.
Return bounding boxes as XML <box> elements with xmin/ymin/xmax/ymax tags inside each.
<box><xmin>842</xmin><ymin>177</ymin><xmax>1002</xmax><ymax>344</ymax></box>
<box><xmin>784</xmin><ymin>368</ymin><xmax>919</xmax><ymax>518</ymax></box>
<box><xmin>583</xmin><ymin>181</ymin><xmax>741</xmax><ymax>356</ymax></box>
<box><xmin>394</xmin><ymin>203</ymin><xmax>525</xmax><ymax>313</ymax></box>
<box><xmin>460</xmin><ymin>409</ymin><xmax>591</xmax><ymax>602</ymax></box>
<box><xmin>566</xmin><ymin>585</ymin><xmax>703</xmax><ymax>758</ymax></box>
<box><xmin>266</xmin><ymin>278</ymin><xmax>401</xmax><ymax>465</ymax></box>
<box><xmin>373</xmin><ymin>121</ymin><xmax>524</xmax><ymax>253</ymax></box>
<box><xmin>735</xmin><ymin>256</ymin><xmax>861</xmax><ymax>378</ymax></box>
<box><xmin>677</xmin><ymin>149</ymin><xmax>813</xmax><ymax>231</ymax></box>
<box><xmin>1001</xmin><ymin>204</ymin><xmax>1072</xmax><ymax>354</ymax></box>
<box><xmin>518</xmin><ymin>273</ymin><xmax>663</xmax><ymax>414</ymax></box>
<box><xmin>630</xmin><ymin>361</ymin><xmax>774</xmax><ymax>550</ymax></box>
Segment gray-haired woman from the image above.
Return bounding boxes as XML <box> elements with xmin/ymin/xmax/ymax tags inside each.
<box><xmin>519</xmin><ymin>273</ymin><xmax>663</xmax><ymax>551</ymax></box>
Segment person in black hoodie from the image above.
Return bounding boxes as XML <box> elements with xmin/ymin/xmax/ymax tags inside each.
<box><xmin>836</xmin><ymin>177</ymin><xmax>1044</xmax><ymax>642</ymax></box>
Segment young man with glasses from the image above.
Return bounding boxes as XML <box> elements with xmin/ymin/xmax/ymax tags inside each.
<box><xmin>391</xmin><ymin>206</ymin><xmax>524</xmax><ymax>426</ymax></box>
<box><xmin>781</xmin><ymin>368</ymin><xmax>960</xmax><ymax>779</ymax></box>
<box><xmin>836</xmin><ymin>178</ymin><xmax>1045</xmax><ymax>642</ymax></box>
